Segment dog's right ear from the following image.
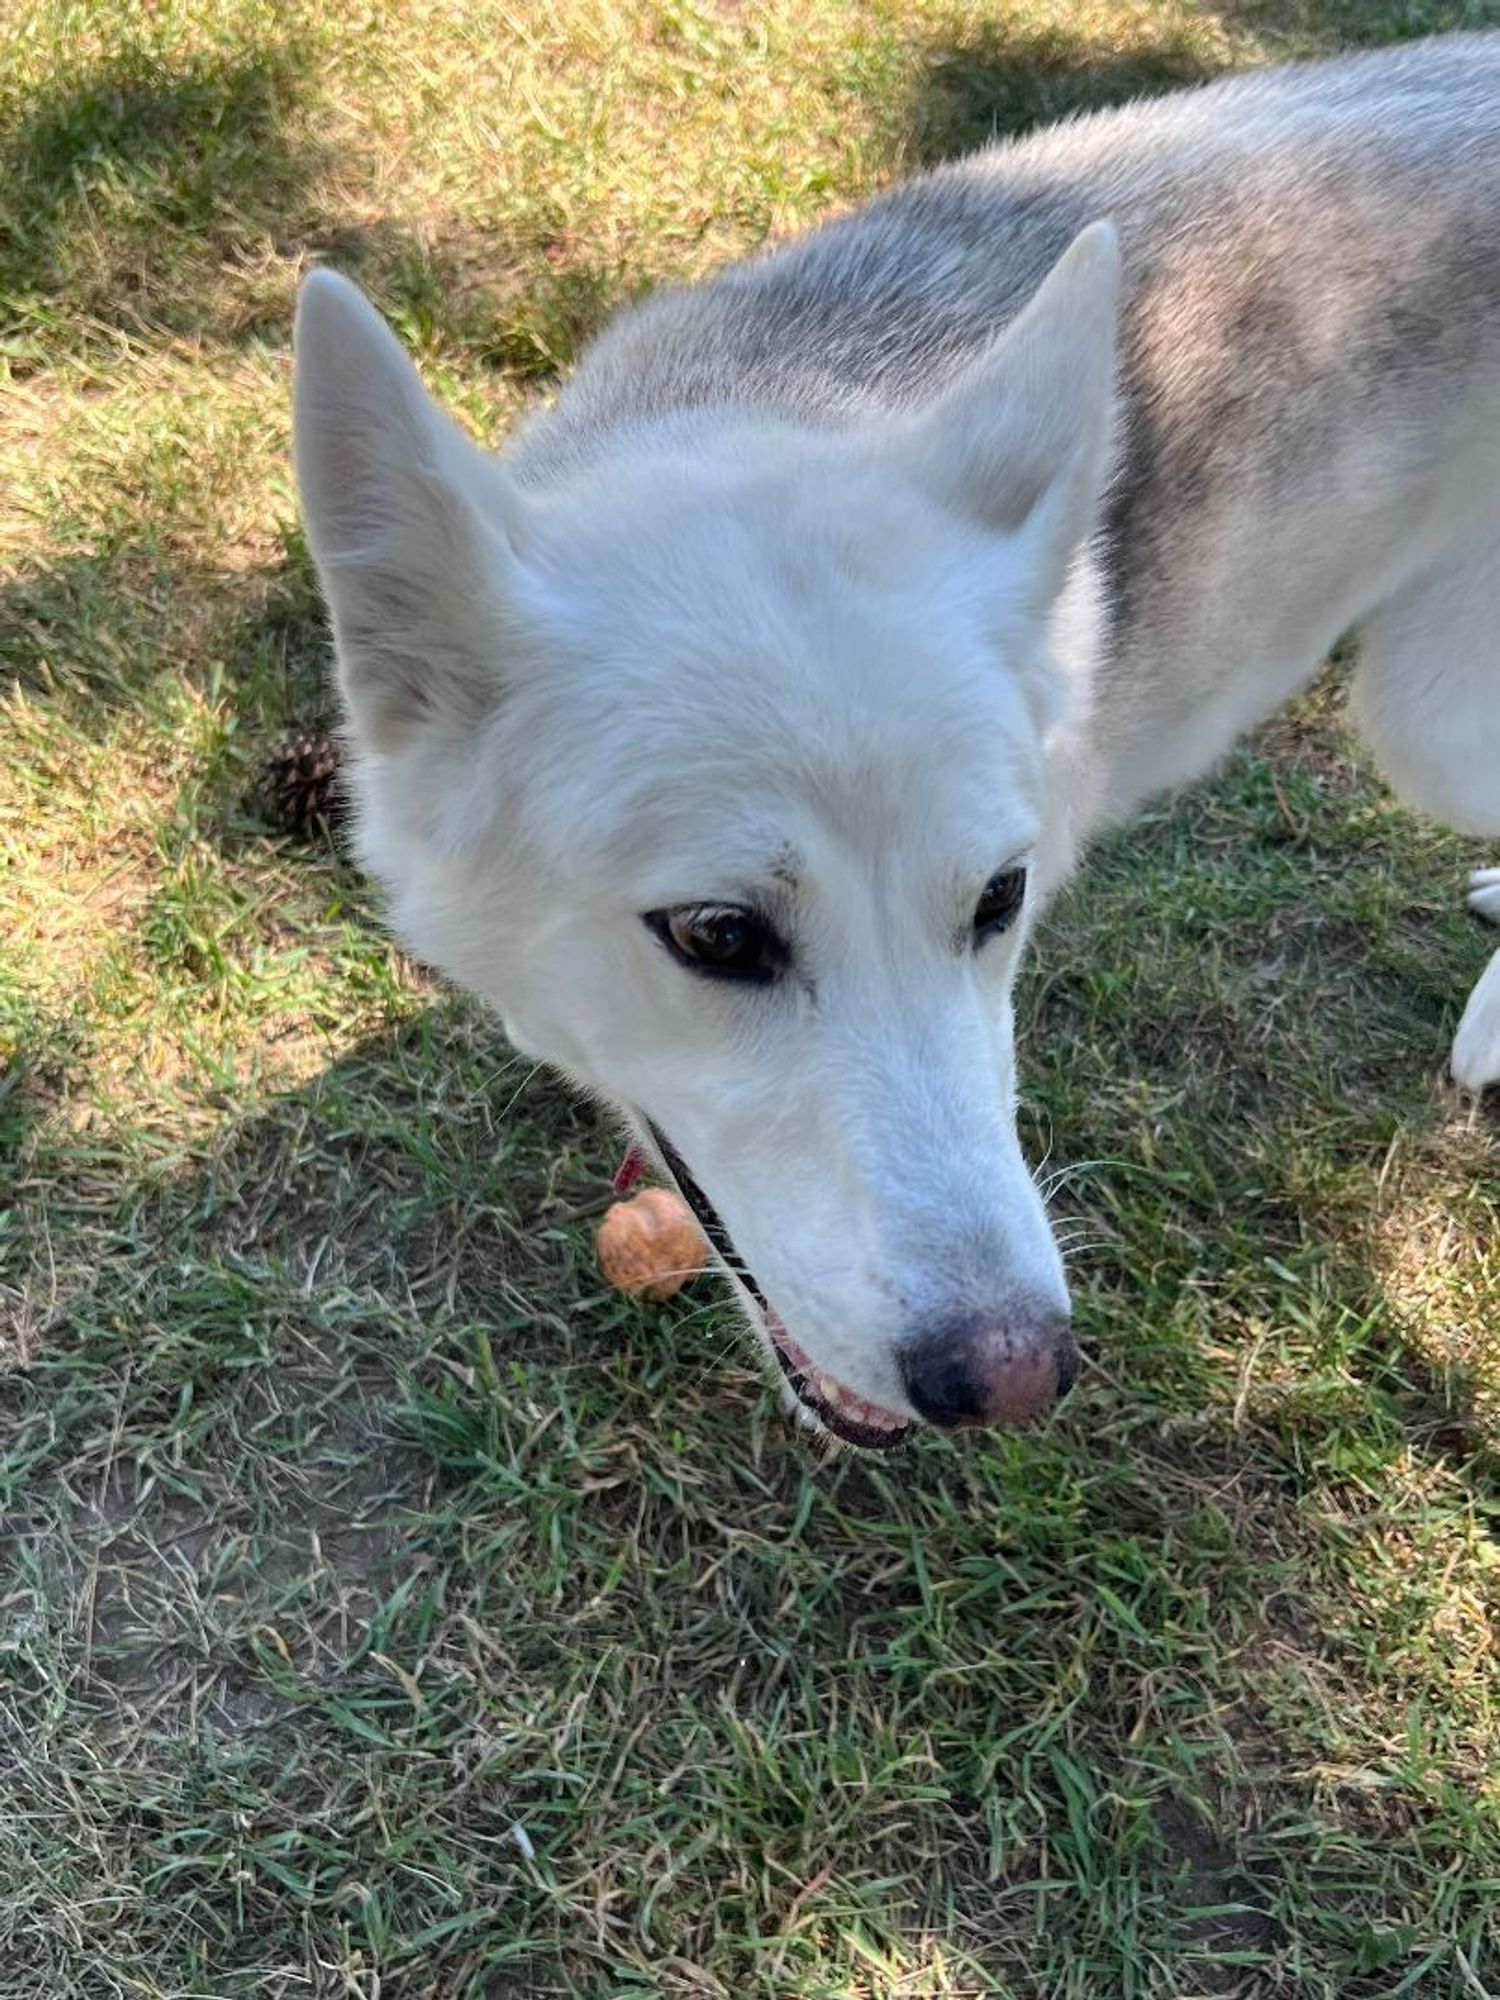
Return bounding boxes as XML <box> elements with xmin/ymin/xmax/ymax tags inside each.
<box><xmin>293</xmin><ymin>270</ymin><xmax>522</xmax><ymax>755</ymax></box>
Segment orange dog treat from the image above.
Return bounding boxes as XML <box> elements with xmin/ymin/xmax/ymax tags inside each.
<box><xmin>596</xmin><ymin>1187</ymin><xmax>709</xmax><ymax>1301</ymax></box>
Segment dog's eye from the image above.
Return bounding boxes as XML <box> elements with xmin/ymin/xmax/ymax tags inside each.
<box><xmin>973</xmin><ymin>866</ymin><xmax>1027</xmax><ymax>945</ymax></box>
<box><xmin>645</xmin><ymin>905</ymin><xmax>787</xmax><ymax>983</ymax></box>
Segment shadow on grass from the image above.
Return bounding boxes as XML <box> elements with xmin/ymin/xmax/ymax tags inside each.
<box><xmin>903</xmin><ymin>17</ymin><xmax>1230</xmax><ymax>167</ymax></box>
<box><xmin>1203</xmin><ymin>0</ymin><xmax>1500</xmax><ymax>49</ymax></box>
<box><xmin>1</xmin><ymin>38</ymin><xmax>326</xmax><ymax>356</ymax></box>
<box><xmin>0</xmin><ymin>999</ymin><xmax>1270</xmax><ymax>1987</ymax></box>
<box><xmin>0</xmin><ymin>530</ymin><xmax>334</xmax><ymax>763</ymax></box>
<box><xmin>1</xmin><ymin>36</ymin><xmax>636</xmax><ymax>375</ymax></box>
<box><xmin>901</xmin><ymin>3</ymin><xmax>1500</xmax><ymax>172</ymax></box>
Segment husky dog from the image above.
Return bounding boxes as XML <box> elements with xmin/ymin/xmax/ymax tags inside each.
<box><xmin>294</xmin><ymin>35</ymin><xmax>1500</xmax><ymax>1452</ymax></box>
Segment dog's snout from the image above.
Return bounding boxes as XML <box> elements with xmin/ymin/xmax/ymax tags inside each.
<box><xmin>899</xmin><ymin>1309</ymin><xmax>1077</xmax><ymax>1429</ymax></box>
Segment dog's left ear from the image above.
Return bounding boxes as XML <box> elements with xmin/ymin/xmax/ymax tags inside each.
<box><xmin>896</xmin><ymin>221</ymin><xmax>1119</xmax><ymax>614</ymax></box>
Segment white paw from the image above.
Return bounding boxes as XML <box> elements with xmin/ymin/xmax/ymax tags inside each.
<box><xmin>1452</xmin><ymin>947</ymin><xmax>1500</xmax><ymax>1094</ymax></box>
<box><xmin>1468</xmin><ymin>867</ymin><xmax>1500</xmax><ymax>926</ymax></box>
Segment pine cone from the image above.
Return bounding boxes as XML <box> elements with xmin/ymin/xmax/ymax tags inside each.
<box><xmin>258</xmin><ymin>728</ymin><xmax>346</xmax><ymax>837</ymax></box>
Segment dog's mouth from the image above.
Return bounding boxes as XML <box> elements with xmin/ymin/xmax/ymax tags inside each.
<box><xmin>646</xmin><ymin>1123</ymin><xmax>915</xmax><ymax>1451</ymax></box>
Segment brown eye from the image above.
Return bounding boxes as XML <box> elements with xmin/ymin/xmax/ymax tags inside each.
<box><xmin>645</xmin><ymin>905</ymin><xmax>787</xmax><ymax>984</ymax></box>
<box><xmin>973</xmin><ymin>866</ymin><xmax>1027</xmax><ymax>945</ymax></box>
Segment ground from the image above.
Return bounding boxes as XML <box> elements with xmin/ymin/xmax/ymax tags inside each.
<box><xmin>3</xmin><ymin>1</ymin><xmax>1500</xmax><ymax>1994</ymax></box>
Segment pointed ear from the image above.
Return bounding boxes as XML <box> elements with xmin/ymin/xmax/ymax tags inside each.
<box><xmin>896</xmin><ymin>221</ymin><xmax>1119</xmax><ymax>612</ymax></box>
<box><xmin>293</xmin><ymin>269</ymin><xmax>521</xmax><ymax>754</ymax></box>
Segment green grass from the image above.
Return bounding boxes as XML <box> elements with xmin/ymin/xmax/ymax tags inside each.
<box><xmin>4</xmin><ymin>0</ymin><xmax>1500</xmax><ymax>1993</ymax></box>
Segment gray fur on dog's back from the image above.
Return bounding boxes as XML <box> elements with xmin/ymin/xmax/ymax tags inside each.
<box><xmin>515</xmin><ymin>35</ymin><xmax>1500</xmax><ymax>813</ymax></box>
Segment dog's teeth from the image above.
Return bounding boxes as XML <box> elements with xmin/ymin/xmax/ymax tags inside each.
<box><xmin>773</xmin><ymin>1327</ymin><xmax>908</xmax><ymax>1434</ymax></box>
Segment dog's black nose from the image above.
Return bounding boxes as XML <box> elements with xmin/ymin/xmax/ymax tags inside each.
<box><xmin>899</xmin><ymin>1310</ymin><xmax>1077</xmax><ymax>1429</ymax></box>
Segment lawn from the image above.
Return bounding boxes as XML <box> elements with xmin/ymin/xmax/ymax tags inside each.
<box><xmin>4</xmin><ymin>0</ymin><xmax>1500</xmax><ymax>1993</ymax></box>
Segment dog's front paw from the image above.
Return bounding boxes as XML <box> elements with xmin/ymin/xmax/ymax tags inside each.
<box><xmin>1468</xmin><ymin>867</ymin><xmax>1500</xmax><ymax>925</ymax></box>
<box><xmin>1453</xmin><ymin>946</ymin><xmax>1500</xmax><ymax>1095</ymax></box>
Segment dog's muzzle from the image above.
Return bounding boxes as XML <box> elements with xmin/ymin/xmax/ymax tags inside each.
<box><xmin>638</xmin><ymin>1119</ymin><xmax>1074</xmax><ymax>1447</ymax></box>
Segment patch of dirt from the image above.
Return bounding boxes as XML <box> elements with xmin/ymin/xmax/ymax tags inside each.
<box><xmin>1153</xmin><ymin>1793</ymin><xmax>1284</xmax><ymax>1977</ymax></box>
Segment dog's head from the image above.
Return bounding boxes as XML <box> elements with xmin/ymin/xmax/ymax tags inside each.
<box><xmin>293</xmin><ymin>225</ymin><xmax>1119</xmax><ymax>1450</ymax></box>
